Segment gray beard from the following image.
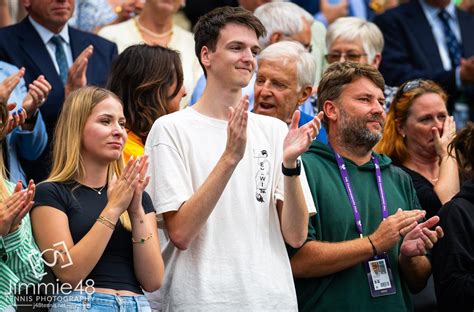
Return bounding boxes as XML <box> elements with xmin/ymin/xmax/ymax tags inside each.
<box><xmin>337</xmin><ymin>110</ymin><xmax>384</xmax><ymax>156</ymax></box>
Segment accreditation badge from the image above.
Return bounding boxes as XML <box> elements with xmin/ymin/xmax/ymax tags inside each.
<box><xmin>364</xmin><ymin>253</ymin><xmax>396</xmax><ymax>297</ymax></box>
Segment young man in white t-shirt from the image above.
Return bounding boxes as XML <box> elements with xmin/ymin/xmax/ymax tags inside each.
<box><xmin>145</xmin><ymin>6</ymin><xmax>323</xmax><ymax>311</ymax></box>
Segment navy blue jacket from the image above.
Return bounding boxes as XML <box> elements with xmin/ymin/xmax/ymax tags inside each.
<box><xmin>374</xmin><ymin>0</ymin><xmax>474</xmax><ymax>111</ymax></box>
<box><xmin>0</xmin><ymin>17</ymin><xmax>118</xmax><ymax>135</ymax></box>
<box><xmin>0</xmin><ymin>17</ymin><xmax>118</xmax><ymax>180</ymax></box>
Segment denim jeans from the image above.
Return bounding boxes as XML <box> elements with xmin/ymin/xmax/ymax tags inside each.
<box><xmin>49</xmin><ymin>291</ymin><xmax>151</xmax><ymax>312</ymax></box>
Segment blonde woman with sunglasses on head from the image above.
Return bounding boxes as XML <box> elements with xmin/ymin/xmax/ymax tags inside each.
<box><xmin>31</xmin><ymin>86</ymin><xmax>163</xmax><ymax>311</ymax></box>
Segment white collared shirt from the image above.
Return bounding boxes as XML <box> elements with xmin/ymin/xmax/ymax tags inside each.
<box><xmin>419</xmin><ymin>0</ymin><xmax>461</xmax><ymax>71</ymax></box>
<box><xmin>28</xmin><ymin>16</ymin><xmax>73</xmax><ymax>74</ymax></box>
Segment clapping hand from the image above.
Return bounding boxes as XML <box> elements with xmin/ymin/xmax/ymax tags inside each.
<box><xmin>65</xmin><ymin>45</ymin><xmax>93</xmax><ymax>97</ymax></box>
<box><xmin>0</xmin><ymin>180</ymin><xmax>35</xmax><ymax>236</ymax></box>
<box><xmin>0</xmin><ymin>67</ymin><xmax>24</xmax><ymax>105</ymax></box>
<box><xmin>223</xmin><ymin>95</ymin><xmax>249</xmax><ymax>165</ymax></box>
<box><xmin>23</xmin><ymin>75</ymin><xmax>52</xmax><ymax>118</ymax></box>
<box><xmin>2</xmin><ymin>104</ymin><xmax>27</xmax><ymax>136</ymax></box>
<box><xmin>400</xmin><ymin>215</ymin><xmax>444</xmax><ymax>257</ymax></box>
<box><xmin>127</xmin><ymin>155</ymin><xmax>150</xmax><ymax>217</ymax></box>
<box><xmin>0</xmin><ymin>68</ymin><xmax>26</xmax><ymax>136</ymax></box>
<box><xmin>283</xmin><ymin>111</ymin><xmax>323</xmax><ymax>167</ymax></box>
<box><xmin>107</xmin><ymin>156</ymin><xmax>141</xmax><ymax>215</ymax></box>
<box><xmin>370</xmin><ymin>208</ymin><xmax>426</xmax><ymax>253</ymax></box>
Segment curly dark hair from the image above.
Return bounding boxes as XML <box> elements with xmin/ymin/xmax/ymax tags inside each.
<box><xmin>449</xmin><ymin>122</ymin><xmax>474</xmax><ymax>177</ymax></box>
<box><xmin>106</xmin><ymin>44</ymin><xmax>183</xmax><ymax>144</ymax></box>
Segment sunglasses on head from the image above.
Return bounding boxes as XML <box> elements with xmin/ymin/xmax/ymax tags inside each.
<box><xmin>392</xmin><ymin>79</ymin><xmax>424</xmax><ymax>115</ymax></box>
<box><xmin>399</xmin><ymin>79</ymin><xmax>423</xmax><ymax>94</ymax></box>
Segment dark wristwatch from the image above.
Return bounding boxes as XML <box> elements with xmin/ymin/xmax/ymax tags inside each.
<box><xmin>282</xmin><ymin>159</ymin><xmax>301</xmax><ymax>176</ymax></box>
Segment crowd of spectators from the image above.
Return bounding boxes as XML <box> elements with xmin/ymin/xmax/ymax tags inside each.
<box><xmin>0</xmin><ymin>0</ymin><xmax>473</xmax><ymax>311</ymax></box>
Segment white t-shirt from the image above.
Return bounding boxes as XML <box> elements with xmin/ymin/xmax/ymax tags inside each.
<box><xmin>145</xmin><ymin>107</ymin><xmax>315</xmax><ymax>311</ymax></box>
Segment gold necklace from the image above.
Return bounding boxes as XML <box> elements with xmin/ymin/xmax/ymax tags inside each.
<box><xmin>135</xmin><ymin>17</ymin><xmax>173</xmax><ymax>39</ymax></box>
<box><xmin>83</xmin><ymin>184</ymin><xmax>106</xmax><ymax>195</ymax></box>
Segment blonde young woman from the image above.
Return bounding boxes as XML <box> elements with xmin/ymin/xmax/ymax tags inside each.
<box><xmin>31</xmin><ymin>87</ymin><xmax>163</xmax><ymax>311</ymax></box>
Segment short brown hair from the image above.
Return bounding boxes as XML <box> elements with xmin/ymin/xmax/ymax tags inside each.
<box><xmin>318</xmin><ymin>62</ymin><xmax>385</xmax><ymax>131</ymax></box>
<box><xmin>194</xmin><ymin>6</ymin><xmax>266</xmax><ymax>77</ymax></box>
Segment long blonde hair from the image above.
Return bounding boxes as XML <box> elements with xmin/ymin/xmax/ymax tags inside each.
<box><xmin>47</xmin><ymin>86</ymin><xmax>131</xmax><ymax>230</ymax></box>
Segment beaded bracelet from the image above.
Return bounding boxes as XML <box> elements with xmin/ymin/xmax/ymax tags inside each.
<box><xmin>132</xmin><ymin>233</ymin><xmax>153</xmax><ymax>244</ymax></box>
<box><xmin>97</xmin><ymin>215</ymin><xmax>116</xmax><ymax>231</ymax></box>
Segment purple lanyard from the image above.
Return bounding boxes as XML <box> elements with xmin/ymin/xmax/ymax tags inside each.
<box><xmin>334</xmin><ymin>152</ymin><xmax>388</xmax><ymax>237</ymax></box>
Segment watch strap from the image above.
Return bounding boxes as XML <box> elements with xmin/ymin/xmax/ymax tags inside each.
<box><xmin>282</xmin><ymin>159</ymin><xmax>301</xmax><ymax>176</ymax></box>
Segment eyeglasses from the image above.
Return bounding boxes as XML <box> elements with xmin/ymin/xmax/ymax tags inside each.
<box><xmin>325</xmin><ymin>52</ymin><xmax>367</xmax><ymax>63</ymax></box>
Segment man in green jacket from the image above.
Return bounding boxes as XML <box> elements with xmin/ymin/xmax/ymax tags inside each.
<box><xmin>289</xmin><ymin>62</ymin><xmax>444</xmax><ymax>311</ymax></box>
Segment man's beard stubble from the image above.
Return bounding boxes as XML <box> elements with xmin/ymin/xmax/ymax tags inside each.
<box><xmin>338</xmin><ymin>109</ymin><xmax>384</xmax><ymax>156</ymax></box>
